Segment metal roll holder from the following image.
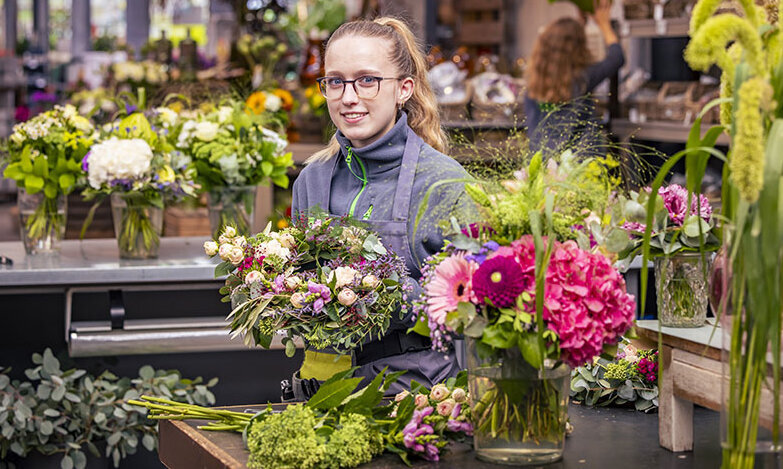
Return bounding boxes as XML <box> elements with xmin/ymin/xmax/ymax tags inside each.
<box><xmin>65</xmin><ymin>284</ymin><xmax>295</xmax><ymax>357</ymax></box>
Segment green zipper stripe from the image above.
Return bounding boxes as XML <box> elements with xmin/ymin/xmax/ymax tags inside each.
<box><xmin>345</xmin><ymin>146</ymin><xmax>368</xmax><ymax>218</ymax></box>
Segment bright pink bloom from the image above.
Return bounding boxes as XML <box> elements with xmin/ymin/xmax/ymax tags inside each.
<box><xmin>425</xmin><ymin>253</ymin><xmax>476</xmax><ymax>325</ymax></box>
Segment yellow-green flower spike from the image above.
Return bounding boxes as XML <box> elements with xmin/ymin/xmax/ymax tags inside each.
<box><xmin>737</xmin><ymin>0</ymin><xmax>762</xmax><ymax>27</ymax></box>
<box><xmin>690</xmin><ymin>0</ymin><xmax>725</xmax><ymax>35</ymax></box>
<box><xmin>731</xmin><ymin>77</ymin><xmax>767</xmax><ymax>203</ymax></box>
<box><xmin>685</xmin><ymin>14</ymin><xmax>765</xmax><ymax>77</ymax></box>
<box><xmin>720</xmin><ymin>71</ymin><xmax>734</xmax><ymax>127</ymax></box>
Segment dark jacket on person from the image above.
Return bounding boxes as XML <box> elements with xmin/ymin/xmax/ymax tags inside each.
<box><xmin>524</xmin><ymin>43</ymin><xmax>625</xmax><ymax>156</ymax></box>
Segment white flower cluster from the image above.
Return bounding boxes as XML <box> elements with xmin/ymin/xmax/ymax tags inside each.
<box><xmin>260</xmin><ymin>127</ymin><xmax>288</xmax><ymax>155</ymax></box>
<box><xmin>11</xmin><ymin>115</ymin><xmax>57</xmax><ymax>142</ymax></box>
<box><xmin>86</xmin><ymin>137</ymin><xmax>153</xmax><ymax>189</ymax></box>
<box><xmin>204</xmin><ymin>226</ymin><xmax>247</xmax><ymax>266</ymax></box>
<box><xmin>255</xmin><ymin>233</ymin><xmax>292</xmax><ymax>261</ymax></box>
<box><xmin>177</xmin><ymin>119</ymin><xmax>221</xmax><ymax>147</ymax></box>
<box><xmin>112</xmin><ymin>61</ymin><xmax>167</xmax><ymax>84</ymax></box>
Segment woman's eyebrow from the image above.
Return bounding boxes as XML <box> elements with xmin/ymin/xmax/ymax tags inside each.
<box><xmin>324</xmin><ymin>69</ymin><xmax>383</xmax><ymax>77</ymax></box>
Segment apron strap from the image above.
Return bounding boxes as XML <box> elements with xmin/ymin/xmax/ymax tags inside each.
<box><xmin>392</xmin><ymin>128</ymin><xmax>423</xmax><ymax>222</ymax></box>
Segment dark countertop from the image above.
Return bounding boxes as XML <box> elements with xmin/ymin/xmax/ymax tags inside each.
<box><xmin>160</xmin><ymin>403</ymin><xmax>724</xmax><ymax>468</ymax></box>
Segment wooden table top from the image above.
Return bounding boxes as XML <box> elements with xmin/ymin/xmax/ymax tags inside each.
<box><xmin>635</xmin><ymin>319</ymin><xmax>723</xmax><ymax>361</ymax></box>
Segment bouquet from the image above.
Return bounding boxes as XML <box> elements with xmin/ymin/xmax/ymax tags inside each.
<box><xmin>245</xmin><ymin>88</ymin><xmax>296</xmax><ymax>129</ymax></box>
<box><xmin>130</xmin><ymin>368</ymin><xmax>473</xmax><ymax>468</ymax></box>
<box><xmin>82</xmin><ymin>111</ymin><xmax>197</xmax><ymax>258</ymax></box>
<box><xmin>2</xmin><ymin>104</ymin><xmax>94</xmax><ymax>252</ymax></box>
<box><xmin>206</xmin><ymin>216</ymin><xmax>410</xmax><ymax>356</ymax></box>
<box><xmin>175</xmin><ymin>99</ymin><xmax>294</xmax><ymax>237</ymax></box>
<box><xmin>570</xmin><ymin>343</ymin><xmax>659</xmax><ymax>412</ymax></box>
<box><xmin>618</xmin><ymin>183</ymin><xmax>718</xmax><ymax>261</ymax></box>
<box><xmin>416</xmin><ymin>148</ymin><xmax>636</xmax><ymax>459</ymax></box>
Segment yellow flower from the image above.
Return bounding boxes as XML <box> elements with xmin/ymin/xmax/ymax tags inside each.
<box><xmin>276</xmin><ymin>219</ymin><xmax>289</xmax><ymax>229</ymax></box>
<box><xmin>158</xmin><ymin>165</ymin><xmax>176</xmax><ymax>183</ymax></box>
<box><xmin>684</xmin><ymin>14</ymin><xmax>764</xmax><ymax>77</ymax></box>
<box><xmin>168</xmin><ymin>101</ymin><xmax>184</xmax><ymax>113</ymax></box>
<box><xmin>272</xmin><ymin>89</ymin><xmax>294</xmax><ymax>111</ymax></box>
<box><xmin>731</xmin><ymin>77</ymin><xmax>767</xmax><ymax>203</ymax></box>
<box><xmin>246</xmin><ymin>91</ymin><xmax>266</xmax><ymax>115</ymax></box>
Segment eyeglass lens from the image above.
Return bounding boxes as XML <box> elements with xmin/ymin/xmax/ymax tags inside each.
<box><xmin>319</xmin><ymin>77</ymin><xmax>381</xmax><ymax>100</ymax></box>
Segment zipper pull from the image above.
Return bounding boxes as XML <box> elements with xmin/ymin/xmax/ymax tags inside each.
<box><xmin>345</xmin><ymin>146</ymin><xmax>352</xmax><ymax>166</ymax></box>
<box><xmin>362</xmin><ymin>204</ymin><xmax>373</xmax><ymax>220</ymax></box>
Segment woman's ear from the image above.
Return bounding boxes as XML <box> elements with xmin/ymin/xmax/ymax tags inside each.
<box><xmin>398</xmin><ymin>77</ymin><xmax>415</xmax><ymax>105</ymax></box>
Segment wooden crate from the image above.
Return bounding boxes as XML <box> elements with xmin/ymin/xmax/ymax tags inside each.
<box><xmin>164</xmin><ymin>206</ymin><xmax>211</xmax><ymax>237</ymax></box>
<box><xmin>455</xmin><ymin>0</ymin><xmax>513</xmax><ymax>61</ymax></box>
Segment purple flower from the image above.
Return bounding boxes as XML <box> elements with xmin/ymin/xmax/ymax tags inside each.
<box><xmin>451</xmin><ymin>403</ymin><xmax>461</xmax><ymax>419</ymax></box>
<box><xmin>472</xmin><ymin>254</ymin><xmax>527</xmax><ymax>307</ymax></box>
<box><xmin>461</xmin><ymin>223</ymin><xmax>496</xmax><ymax>239</ymax></box>
<box><xmin>424</xmin><ymin>443</ymin><xmax>440</xmax><ymax>461</ymax></box>
<box><xmin>125</xmin><ymin>104</ymin><xmax>138</xmax><ymax>115</ymax></box>
<box><xmin>81</xmin><ymin>152</ymin><xmax>90</xmax><ymax>172</ymax></box>
<box><xmin>272</xmin><ymin>275</ymin><xmax>285</xmax><ymax>294</ymax></box>
<box><xmin>313</xmin><ymin>298</ymin><xmax>325</xmax><ymax>313</ymax></box>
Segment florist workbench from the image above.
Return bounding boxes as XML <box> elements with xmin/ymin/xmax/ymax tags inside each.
<box><xmin>158</xmin><ymin>403</ymin><xmax>723</xmax><ymax>468</ymax></box>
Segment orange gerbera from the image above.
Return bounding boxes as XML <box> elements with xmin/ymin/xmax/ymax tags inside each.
<box><xmin>272</xmin><ymin>89</ymin><xmax>294</xmax><ymax>111</ymax></box>
<box><xmin>245</xmin><ymin>91</ymin><xmax>266</xmax><ymax>115</ymax></box>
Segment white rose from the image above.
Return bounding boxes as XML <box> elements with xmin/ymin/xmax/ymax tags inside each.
<box><xmin>331</xmin><ymin>266</ymin><xmax>358</xmax><ymax>289</ymax></box>
<box><xmin>276</xmin><ymin>232</ymin><xmax>295</xmax><ymax>249</ymax></box>
<box><xmin>217</xmin><ymin>106</ymin><xmax>233</xmax><ymax>123</ymax></box>
<box><xmin>85</xmin><ymin>137</ymin><xmax>153</xmax><ymax>189</ymax></box>
<box><xmin>223</xmin><ymin>226</ymin><xmax>237</xmax><ymax>238</ymax></box>
<box><xmin>285</xmin><ymin>276</ymin><xmax>302</xmax><ymax>289</ymax></box>
<box><xmin>337</xmin><ymin>289</ymin><xmax>358</xmax><ymax>306</ymax></box>
<box><xmin>194</xmin><ymin>121</ymin><xmax>220</xmax><ymax>141</ymax></box>
<box><xmin>228</xmin><ymin>246</ymin><xmax>245</xmax><ymax>265</ymax></box>
<box><xmin>234</xmin><ymin>236</ymin><xmax>247</xmax><ymax>248</ymax></box>
<box><xmin>155</xmin><ymin>107</ymin><xmax>178</xmax><ymax>127</ymax></box>
<box><xmin>362</xmin><ymin>274</ymin><xmax>380</xmax><ymax>289</ymax></box>
<box><xmin>218</xmin><ymin>244</ymin><xmax>233</xmax><ymax>261</ymax></box>
<box><xmin>451</xmin><ymin>388</ymin><xmax>467</xmax><ymax>403</ymax></box>
<box><xmin>291</xmin><ymin>292</ymin><xmax>307</xmax><ymax>308</ymax></box>
<box><xmin>258</xmin><ymin>239</ymin><xmax>290</xmax><ymax>261</ymax></box>
<box><xmin>203</xmin><ymin>241</ymin><xmax>219</xmax><ymax>256</ymax></box>
<box><xmin>265</xmin><ymin>94</ymin><xmax>282</xmax><ymax>112</ymax></box>
<box><xmin>245</xmin><ymin>271</ymin><xmax>261</xmax><ymax>285</ymax></box>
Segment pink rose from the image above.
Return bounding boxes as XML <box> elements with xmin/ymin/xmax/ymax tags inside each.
<box><xmin>436</xmin><ymin>398</ymin><xmax>456</xmax><ymax>417</ymax></box>
<box><xmin>394</xmin><ymin>390</ymin><xmax>410</xmax><ymax>402</ymax></box>
<box><xmin>291</xmin><ymin>292</ymin><xmax>307</xmax><ymax>308</ymax></box>
<box><xmin>429</xmin><ymin>384</ymin><xmax>450</xmax><ymax>402</ymax></box>
<box><xmin>337</xmin><ymin>289</ymin><xmax>358</xmax><ymax>306</ymax></box>
<box><xmin>414</xmin><ymin>394</ymin><xmax>429</xmax><ymax>409</ymax></box>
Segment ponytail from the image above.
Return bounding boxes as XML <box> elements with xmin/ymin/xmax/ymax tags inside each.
<box><xmin>306</xmin><ymin>17</ymin><xmax>448</xmax><ymax>164</ymax></box>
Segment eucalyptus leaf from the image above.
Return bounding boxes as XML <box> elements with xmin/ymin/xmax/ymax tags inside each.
<box><xmin>60</xmin><ymin>454</ymin><xmax>73</xmax><ymax>469</ymax></box>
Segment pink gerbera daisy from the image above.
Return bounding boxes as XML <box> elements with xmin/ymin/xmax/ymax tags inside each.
<box><xmin>426</xmin><ymin>253</ymin><xmax>477</xmax><ymax>325</ymax></box>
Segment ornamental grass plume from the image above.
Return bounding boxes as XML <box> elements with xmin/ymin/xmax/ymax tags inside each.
<box><xmin>731</xmin><ymin>77</ymin><xmax>767</xmax><ymax>203</ymax></box>
<box><xmin>685</xmin><ymin>14</ymin><xmax>765</xmax><ymax>77</ymax></box>
<box><xmin>689</xmin><ymin>0</ymin><xmax>726</xmax><ymax>34</ymax></box>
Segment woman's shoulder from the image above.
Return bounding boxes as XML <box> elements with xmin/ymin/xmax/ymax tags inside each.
<box><xmin>417</xmin><ymin>143</ymin><xmax>468</xmax><ymax>178</ymax></box>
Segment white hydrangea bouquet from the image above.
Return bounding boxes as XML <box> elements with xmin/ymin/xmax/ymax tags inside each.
<box><xmin>172</xmin><ymin>99</ymin><xmax>294</xmax><ymax>237</ymax></box>
<box><xmin>82</xmin><ymin>111</ymin><xmax>197</xmax><ymax>258</ymax></box>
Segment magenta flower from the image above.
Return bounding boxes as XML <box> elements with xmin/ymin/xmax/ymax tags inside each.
<box><xmin>472</xmin><ymin>254</ymin><xmax>528</xmax><ymax>308</ymax></box>
<box><xmin>425</xmin><ymin>253</ymin><xmax>476</xmax><ymax>325</ymax></box>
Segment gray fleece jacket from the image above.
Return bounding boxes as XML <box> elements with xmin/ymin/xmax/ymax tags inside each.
<box><xmin>291</xmin><ymin>113</ymin><xmax>473</xmax><ymax>281</ymax></box>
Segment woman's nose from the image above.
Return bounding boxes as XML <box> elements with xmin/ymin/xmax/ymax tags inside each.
<box><xmin>341</xmin><ymin>83</ymin><xmax>360</xmax><ymax>105</ymax></box>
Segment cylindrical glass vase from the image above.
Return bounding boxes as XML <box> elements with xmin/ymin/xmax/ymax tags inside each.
<box><xmin>654</xmin><ymin>252</ymin><xmax>710</xmax><ymax>328</ymax></box>
<box><xmin>17</xmin><ymin>188</ymin><xmax>67</xmax><ymax>255</ymax></box>
<box><xmin>207</xmin><ymin>186</ymin><xmax>257</xmax><ymax>238</ymax></box>
<box><xmin>111</xmin><ymin>193</ymin><xmax>163</xmax><ymax>259</ymax></box>
<box><xmin>466</xmin><ymin>338</ymin><xmax>570</xmax><ymax>466</ymax></box>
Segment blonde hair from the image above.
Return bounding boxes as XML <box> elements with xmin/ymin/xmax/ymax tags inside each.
<box><xmin>307</xmin><ymin>17</ymin><xmax>447</xmax><ymax>163</ymax></box>
<box><xmin>526</xmin><ymin>18</ymin><xmax>592</xmax><ymax>104</ymax></box>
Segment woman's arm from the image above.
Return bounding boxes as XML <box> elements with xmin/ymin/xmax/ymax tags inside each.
<box><xmin>591</xmin><ymin>0</ymin><xmax>617</xmax><ymax>46</ymax></box>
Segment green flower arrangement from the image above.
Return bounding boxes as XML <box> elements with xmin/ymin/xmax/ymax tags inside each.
<box><xmin>1</xmin><ymin>105</ymin><xmax>94</xmax><ymax>252</ymax></box>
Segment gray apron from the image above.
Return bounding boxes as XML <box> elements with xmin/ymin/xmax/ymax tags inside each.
<box><xmin>317</xmin><ymin>127</ymin><xmax>459</xmax><ymax>394</ymax></box>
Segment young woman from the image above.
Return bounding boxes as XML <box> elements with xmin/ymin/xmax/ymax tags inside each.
<box><xmin>524</xmin><ymin>0</ymin><xmax>624</xmax><ymax>156</ymax></box>
<box><xmin>288</xmin><ymin>17</ymin><xmax>472</xmax><ymax>398</ymax></box>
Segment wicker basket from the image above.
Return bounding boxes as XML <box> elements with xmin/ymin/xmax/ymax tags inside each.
<box><xmin>626</xmin><ymin>82</ymin><xmax>663</xmax><ymax>121</ymax></box>
<box><xmin>439</xmin><ymin>80</ymin><xmax>473</xmax><ymax>123</ymax></box>
<box><xmin>656</xmin><ymin>81</ymin><xmax>694</xmax><ymax>122</ymax></box>
<box><xmin>624</xmin><ymin>0</ymin><xmax>653</xmax><ymax>20</ymax></box>
<box><xmin>686</xmin><ymin>83</ymin><xmax>721</xmax><ymax>124</ymax></box>
<box><xmin>661</xmin><ymin>0</ymin><xmax>695</xmax><ymax>18</ymax></box>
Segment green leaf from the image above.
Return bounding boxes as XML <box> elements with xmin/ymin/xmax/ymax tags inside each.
<box><xmin>284</xmin><ymin>338</ymin><xmax>296</xmax><ymax>357</ymax></box>
<box><xmin>142</xmin><ymin>434</ymin><xmax>156</xmax><ymax>452</ymax></box>
<box><xmin>25</xmin><ymin>175</ymin><xmax>45</xmax><ymax>193</ymax></box>
<box><xmin>463</xmin><ymin>315</ymin><xmax>488</xmax><ymax>338</ymax></box>
<box><xmin>107</xmin><ymin>432</ymin><xmax>122</xmax><ymax>446</ymax></box>
<box><xmin>682</xmin><ymin>215</ymin><xmax>711</xmax><ymax>238</ymax></box>
<box><xmin>44</xmin><ymin>182</ymin><xmax>58</xmax><ymax>199</ymax></box>
<box><xmin>51</xmin><ymin>385</ymin><xmax>66</xmax><ymax>402</ymax></box>
<box><xmin>71</xmin><ymin>450</ymin><xmax>87</xmax><ymax>469</ymax></box>
<box><xmin>42</xmin><ymin>349</ymin><xmax>60</xmax><ymax>375</ymax></box>
<box><xmin>3</xmin><ymin>163</ymin><xmax>24</xmax><ymax>180</ymax></box>
<box><xmin>261</xmin><ymin>162</ymin><xmax>273</xmax><ymax>176</ymax></box>
<box><xmin>481</xmin><ymin>323</ymin><xmax>516</xmax><ymax>349</ymax></box>
<box><xmin>518</xmin><ymin>333</ymin><xmax>542</xmax><ymax>369</ymax></box>
<box><xmin>61</xmin><ymin>454</ymin><xmax>74</xmax><ymax>469</ymax></box>
<box><xmin>139</xmin><ymin>365</ymin><xmax>154</xmax><ymax>380</ymax></box>
<box><xmin>305</xmin><ymin>377</ymin><xmax>363</xmax><ymax>411</ymax></box>
<box><xmin>214</xmin><ymin>262</ymin><xmax>232</xmax><ymax>278</ymax></box>
<box><xmin>59</xmin><ymin>173</ymin><xmax>76</xmax><ymax>191</ymax></box>
<box><xmin>33</xmin><ymin>154</ymin><xmax>48</xmax><ymax>177</ymax></box>
<box><xmin>343</xmin><ymin>369</ymin><xmax>387</xmax><ymax>415</ymax></box>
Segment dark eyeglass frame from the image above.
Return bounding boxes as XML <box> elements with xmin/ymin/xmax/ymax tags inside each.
<box><xmin>316</xmin><ymin>75</ymin><xmax>402</xmax><ymax>100</ymax></box>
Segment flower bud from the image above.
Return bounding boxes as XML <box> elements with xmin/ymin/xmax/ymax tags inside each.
<box><xmin>394</xmin><ymin>390</ymin><xmax>410</xmax><ymax>402</ymax></box>
<box><xmin>429</xmin><ymin>384</ymin><xmax>450</xmax><ymax>402</ymax></box>
<box><xmin>245</xmin><ymin>271</ymin><xmax>261</xmax><ymax>285</ymax></box>
<box><xmin>337</xmin><ymin>289</ymin><xmax>358</xmax><ymax>306</ymax></box>
<box><xmin>228</xmin><ymin>246</ymin><xmax>245</xmax><ymax>265</ymax></box>
<box><xmin>437</xmin><ymin>398</ymin><xmax>456</xmax><ymax>417</ymax></box>
<box><xmin>234</xmin><ymin>236</ymin><xmax>247</xmax><ymax>248</ymax></box>
<box><xmin>285</xmin><ymin>276</ymin><xmax>302</xmax><ymax>290</ymax></box>
<box><xmin>414</xmin><ymin>394</ymin><xmax>429</xmax><ymax>409</ymax></box>
<box><xmin>291</xmin><ymin>292</ymin><xmax>307</xmax><ymax>308</ymax></box>
<box><xmin>224</xmin><ymin>226</ymin><xmax>237</xmax><ymax>238</ymax></box>
<box><xmin>218</xmin><ymin>243</ymin><xmax>233</xmax><ymax>261</ymax></box>
<box><xmin>204</xmin><ymin>241</ymin><xmax>219</xmax><ymax>256</ymax></box>
<box><xmin>451</xmin><ymin>387</ymin><xmax>467</xmax><ymax>403</ymax></box>
<box><xmin>362</xmin><ymin>274</ymin><xmax>381</xmax><ymax>289</ymax></box>
<box><xmin>218</xmin><ymin>234</ymin><xmax>231</xmax><ymax>245</ymax></box>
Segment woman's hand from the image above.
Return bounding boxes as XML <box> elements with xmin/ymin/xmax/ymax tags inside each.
<box><xmin>590</xmin><ymin>0</ymin><xmax>618</xmax><ymax>45</ymax></box>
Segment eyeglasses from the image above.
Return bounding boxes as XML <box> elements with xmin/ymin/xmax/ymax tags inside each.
<box><xmin>316</xmin><ymin>75</ymin><xmax>401</xmax><ymax>100</ymax></box>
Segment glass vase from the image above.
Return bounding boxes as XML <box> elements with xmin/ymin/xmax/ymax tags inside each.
<box><xmin>110</xmin><ymin>193</ymin><xmax>163</xmax><ymax>259</ymax></box>
<box><xmin>466</xmin><ymin>338</ymin><xmax>571</xmax><ymax>465</ymax></box>
<box><xmin>207</xmin><ymin>186</ymin><xmax>257</xmax><ymax>238</ymax></box>
<box><xmin>654</xmin><ymin>252</ymin><xmax>710</xmax><ymax>328</ymax></box>
<box><xmin>17</xmin><ymin>188</ymin><xmax>67</xmax><ymax>255</ymax></box>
